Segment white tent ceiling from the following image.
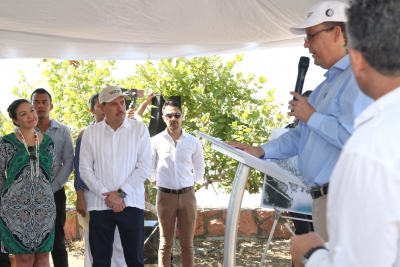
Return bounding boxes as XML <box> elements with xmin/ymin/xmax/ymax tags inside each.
<box><xmin>1</xmin><ymin>0</ymin><xmax>346</xmax><ymax>60</ymax></box>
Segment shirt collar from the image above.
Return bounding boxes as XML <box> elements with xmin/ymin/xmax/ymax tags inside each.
<box><xmin>35</xmin><ymin>118</ymin><xmax>59</xmax><ymax>133</ymax></box>
<box><xmin>161</xmin><ymin>128</ymin><xmax>187</xmax><ymax>139</ymax></box>
<box><xmin>354</xmin><ymin>86</ymin><xmax>400</xmax><ymax>128</ymax></box>
<box><xmin>101</xmin><ymin>118</ymin><xmax>131</xmax><ymax>131</ymax></box>
<box><xmin>49</xmin><ymin>118</ymin><xmax>60</xmax><ymax>129</ymax></box>
<box><xmin>323</xmin><ymin>54</ymin><xmax>350</xmax><ymax>82</ymax></box>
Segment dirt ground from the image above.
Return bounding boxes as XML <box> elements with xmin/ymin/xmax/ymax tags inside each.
<box><xmin>59</xmin><ymin>238</ymin><xmax>292</xmax><ymax>267</ymax></box>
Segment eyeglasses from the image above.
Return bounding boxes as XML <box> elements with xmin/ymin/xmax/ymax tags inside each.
<box><xmin>164</xmin><ymin>112</ymin><xmax>182</xmax><ymax>120</ymax></box>
<box><xmin>304</xmin><ymin>27</ymin><xmax>335</xmax><ymax>43</ymax></box>
<box><xmin>28</xmin><ymin>146</ymin><xmax>37</xmax><ymax>161</ymax></box>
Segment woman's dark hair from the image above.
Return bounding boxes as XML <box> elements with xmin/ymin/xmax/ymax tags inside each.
<box><xmin>89</xmin><ymin>93</ymin><xmax>100</xmax><ymax>110</ymax></box>
<box><xmin>7</xmin><ymin>99</ymin><xmax>31</xmax><ymax>126</ymax></box>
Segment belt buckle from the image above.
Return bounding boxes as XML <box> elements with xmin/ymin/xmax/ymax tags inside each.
<box><xmin>320</xmin><ymin>186</ymin><xmax>325</xmax><ymax>196</ymax></box>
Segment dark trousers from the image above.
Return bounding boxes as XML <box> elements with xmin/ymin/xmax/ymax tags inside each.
<box><xmin>289</xmin><ymin>212</ymin><xmax>314</xmax><ymax>235</ymax></box>
<box><xmin>51</xmin><ymin>187</ymin><xmax>68</xmax><ymax>267</ymax></box>
<box><xmin>0</xmin><ymin>251</ymin><xmax>10</xmax><ymax>267</ymax></box>
<box><xmin>89</xmin><ymin>207</ymin><xmax>144</xmax><ymax>267</ymax></box>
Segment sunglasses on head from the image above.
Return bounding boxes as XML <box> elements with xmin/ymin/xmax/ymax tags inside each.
<box><xmin>164</xmin><ymin>112</ymin><xmax>182</xmax><ymax>119</ymax></box>
<box><xmin>28</xmin><ymin>146</ymin><xmax>37</xmax><ymax>161</ymax></box>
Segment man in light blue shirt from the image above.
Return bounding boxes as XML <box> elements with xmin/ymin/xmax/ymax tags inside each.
<box><xmin>227</xmin><ymin>1</ymin><xmax>372</xmax><ymax>241</ymax></box>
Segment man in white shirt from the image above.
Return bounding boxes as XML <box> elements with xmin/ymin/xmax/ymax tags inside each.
<box><xmin>290</xmin><ymin>0</ymin><xmax>400</xmax><ymax>266</ymax></box>
<box><xmin>149</xmin><ymin>99</ymin><xmax>205</xmax><ymax>267</ymax></box>
<box><xmin>79</xmin><ymin>86</ymin><xmax>151</xmax><ymax>267</ymax></box>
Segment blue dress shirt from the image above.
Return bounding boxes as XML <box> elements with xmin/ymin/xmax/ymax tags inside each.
<box><xmin>261</xmin><ymin>55</ymin><xmax>373</xmax><ymax>187</ymax></box>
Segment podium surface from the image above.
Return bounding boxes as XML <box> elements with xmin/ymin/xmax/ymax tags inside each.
<box><xmin>197</xmin><ymin>132</ymin><xmax>304</xmax><ymax>266</ymax></box>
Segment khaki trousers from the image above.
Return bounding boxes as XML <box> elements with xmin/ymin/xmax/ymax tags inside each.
<box><xmin>157</xmin><ymin>190</ymin><xmax>197</xmax><ymax>267</ymax></box>
<box><xmin>312</xmin><ymin>194</ymin><xmax>329</xmax><ymax>242</ymax></box>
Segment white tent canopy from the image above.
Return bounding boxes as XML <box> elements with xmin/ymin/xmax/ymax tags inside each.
<box><xmin>1</xmin><ymin>0</ymin><xmax>346</xmax><ymax>60</ymax></box>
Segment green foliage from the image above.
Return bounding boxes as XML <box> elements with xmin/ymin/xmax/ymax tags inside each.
<box><xmin>11</xmin><ymin>60</ymin><xmax>118</xmax><ymax>206</ymax></box>
<box><xmin>9</xmin><ymin>56</ymin><xmax>289</xmax><ymax>206</ymax></box>
<box><xmin>128</xmin><ymin>55</ymin><xmax>289</xmax><ymax>195</ymax></box>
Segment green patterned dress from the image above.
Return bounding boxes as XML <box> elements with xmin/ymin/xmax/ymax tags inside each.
<box><xmin>0</xmin><ymin>133</ymin><xmax>57</xmax><ymax>254</ymax></box>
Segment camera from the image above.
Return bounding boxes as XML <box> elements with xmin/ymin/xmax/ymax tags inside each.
<box><xmin>121</xmin><ymin>88</ymin><xmax>145</xmax><ymax>109</ymax></box>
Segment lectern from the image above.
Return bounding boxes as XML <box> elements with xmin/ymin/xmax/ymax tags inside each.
<box><xmin>197</xmin><ymin>132</ymin><xmax>304</xmax><ymax>267</ymax></box>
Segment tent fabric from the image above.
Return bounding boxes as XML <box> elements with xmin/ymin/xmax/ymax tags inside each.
<box><xmin>0</xmin><ymin>0</ymin><xmax>343</xmax><ymax>60</ymax></box>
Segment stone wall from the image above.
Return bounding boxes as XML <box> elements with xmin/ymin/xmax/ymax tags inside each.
<box><xmin>64</xmin><ymin>208</ymin><xmax>291</xmax><ymax>240</ymax></box>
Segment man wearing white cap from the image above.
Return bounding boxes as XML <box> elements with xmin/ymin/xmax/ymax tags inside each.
<box><xmin>227</xmin><ymin>0</ymin><xmax>372</xmax><ymax>241</ymax></box>
<box><xmin>291</xmin><ymin>0</ymin><xmax>400</xmax><ymax>266</ymax></box>
<box><xmin>79</xmin><ymin>86</ymin><xmax>151</xmax><ymax>267</ymax></box>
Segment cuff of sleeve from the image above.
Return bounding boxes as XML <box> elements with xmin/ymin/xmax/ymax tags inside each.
<box><xmin>259</xmin><ymin>143</ymin><xmax>277</xmax><ymax>159</ymax></box>
<box><xmin>307</xmin><ymin>112</ymin><xmax>326</xmax><ymax>132</ymax></box>
<box><xmin>192</xmin><ymin>173</ymin><xmax>203</xmax><ymax>183</ymax></box>
<box><xmin>99</xmin><ymin>187</ymin><xmax>109</xmax><ymax>200</ymax></box>
<box><xmin>120</xmin><ymin>184</ymin><xmax>134</xmax><ymax>196</ymax></box>
<box><xmin>52</xmin><ymin>181</ymin><xmax>62</xmax><ymax>193</ymax></box>
<box><xmin>306</xmin><ymin>248</ymin><xmax>329</xmax><ymax>267</ymax></box>
<box><xmin>148</xmin><ymin>172</ymin><xmax>157</xmax><ymax>182</ymax></box>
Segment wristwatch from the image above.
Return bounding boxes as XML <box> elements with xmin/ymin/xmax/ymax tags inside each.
<box><xmin>302</xmin><ymin>246</ymin><xmax>327</xmax><ymax>265</ymax></box>
<box><xmin>118</xmin><ymin>188</ymin><xmax>127</xmax><ymax>198</ymax></box>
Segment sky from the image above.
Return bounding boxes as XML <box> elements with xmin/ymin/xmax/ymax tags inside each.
<box><xmin>0</xmin><ymin>45</ymin><xmax>326</xmax><ymax>116</ymax></box>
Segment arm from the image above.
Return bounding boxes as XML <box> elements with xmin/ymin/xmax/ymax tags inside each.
<box><xmin>52</xmin><ymin>127</ymin><xmax>74</xmax><ymax>192</ymax></box>
<box><xmin>49</xmin><ymin>140</ymin><xmax>58</xmax><ymax>184</ymax></box>
<box><xmin>73</xmin><ymin>131</ymin><xmax>89</xmax><ymax>216</ymax></box>
<box><xmin>134</xmin><ymin>91</ymin><xmax>156</xmax><ymax>118</ymax></box>
<box><xmin>260</xmin><ymin>125</ymin><xmax>301</xmax><ymax>159</ymax></box>
<box><xmin>0</xmin><ymin>139</ymin><xmax>6</xmax><ymax>193</ymax></box>
<box><xmin>306</xmin><ymin>78</ymin><xmax>372</xmax><ymax>149</ymax></box>
<box><xmin>79</xmin><ymin>128</ymin><xmax>109</xmax><ymax>199</ymax></box>
<box><xmin>119</xmin><ymin>124</ymin><xmax>152</xmax><ymax>195</ymax></box>
<box><xmin>192</xmin><ymin>139</ymin><xmax>205</xmax><ymax>182</ymax></box>
<box><xmin>226</xmin><ymin>125</ymin><xmax>301</xmax><ymax>160</ymax></box>
<box><xmin>73</xmin><ymin>134</ymin><xmax>89</xmax><ymax>192</ymax></box>
<box><xmin>148</xmin><ymin>137</ymin><xmax>158</xmax><ymax>183</ymax></box>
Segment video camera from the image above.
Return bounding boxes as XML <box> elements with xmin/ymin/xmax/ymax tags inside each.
<box><xmin>121</xmin><ymin>88</ymin><xmax>145</xmax><ymax>109</ymax></box>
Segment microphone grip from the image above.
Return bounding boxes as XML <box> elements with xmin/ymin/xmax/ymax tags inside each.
<box><xmin>292</xmin><ymin>68</ymin><xmax>307</xmax><ymax>101</ymax></box>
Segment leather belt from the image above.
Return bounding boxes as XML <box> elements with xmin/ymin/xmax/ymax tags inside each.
<box><xmin>310</xmin><ymin>183</ymin><xmax>329</xmax><ymax>199</ymax></box>
<box><xmin>158</xmin><ymin>186</ymin><xmax>193</xmax><ymax>195</ymax></box>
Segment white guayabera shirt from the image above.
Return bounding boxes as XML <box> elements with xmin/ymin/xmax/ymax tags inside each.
<box><xmin>307</xmin><ymin>87</ymin><xmax>400</xmax><ymax>267</ymax></box>
<box><xmin>79</xmin><ymin>118</ymin><xmax>151</xmax><ymax>211</ymax></box>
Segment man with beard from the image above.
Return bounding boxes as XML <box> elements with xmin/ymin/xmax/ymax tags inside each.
<box><xmin>31</xmin><ymin>88</ymin><xmax>74</xmax><ymax>267</ymax></box>
<box><xmin>149</xmin><ymin>99</ymin><xmax>205</xmax><ymax>267</ymax></box>
<box><xmin>79</xmin><ymin>86</ymin><xmax>151</xmax><ymax>267</ymax></box>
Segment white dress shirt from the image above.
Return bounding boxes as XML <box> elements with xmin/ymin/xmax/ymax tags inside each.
<box><xmin>79</xmin><ymin>118</ymin><xmax>151</xmax><ymax>211</ymax></box>
<box><xmin>307</xmin><ymin>87</ymin><xmax>400</xmax><ymax>267</ymax></box>
<box><xmin>149</xmin><ymin>129</ymin><xmax>205</xmax><ymax>189</ymax></box>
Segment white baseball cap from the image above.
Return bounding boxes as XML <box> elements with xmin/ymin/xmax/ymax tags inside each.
<box><xmin>99</xmin><ymin>86</ymin><xmax>126</xmax><ymax>103</ymax></box>
<box><xmin>290</xmin><ymin>1</ymin><xmax>349</xmax><ymax>35</ymax></box>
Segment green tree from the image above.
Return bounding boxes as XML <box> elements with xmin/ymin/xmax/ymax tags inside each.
<box><xmin>9</xmin><ymin>56</ymin><xmax>288</xmax><ymax>206</ymax></box>
<box><xmin>122</xmin><ymin>55</ymin><xmax>288</xmax><ymax>199</ymax></box>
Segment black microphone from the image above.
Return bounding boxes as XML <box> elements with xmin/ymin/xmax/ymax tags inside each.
<box><xmin>293</xmin><ymin>56</ymin><xmax>310</xmax><ymax>101</ymax></box>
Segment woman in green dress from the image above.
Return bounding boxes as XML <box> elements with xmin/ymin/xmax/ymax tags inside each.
<box><xmin>0</xmin><ymin>99</ymin><xmax>56</xmax><ymax>267</ymax></box>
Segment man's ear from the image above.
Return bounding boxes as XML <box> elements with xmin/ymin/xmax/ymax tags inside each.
<box><xmin>99</xmin><ymin>104</ymin><xmax>105</xmax><ymax>113</ymax></box>
<box><xmin>50</xmin><ymin>103</ymin><xmax>54</xmax><ymax>111</ymax></box>
<box><xmin>348</xmin><ymin>48</ymin><xmax>366</xmax><ymax>79</ymax></box>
